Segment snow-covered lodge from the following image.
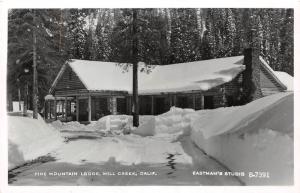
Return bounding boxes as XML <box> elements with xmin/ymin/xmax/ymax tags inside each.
<box><xmin>45</xmin><ymin>48</ymin><xmax>293</xmax><ymax>122</ymax></box>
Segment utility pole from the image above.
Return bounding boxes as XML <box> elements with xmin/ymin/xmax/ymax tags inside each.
<box><xmin>32</xmin><ymin>9</ymin><xmax>38</xmax><ymax>119</ymax></box>
<box><xmin>132</xmin><ymin>9</ymin><xmax>139</xmax><ymax>127</ymax></box>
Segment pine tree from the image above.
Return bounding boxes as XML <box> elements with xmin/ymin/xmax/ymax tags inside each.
<box><xmin>110</xmin><ymin>9</ymin><xmax>168</xmax><ymax>126</ymax></box>
<box><xmin>8</xmin><ymin>9</ymin><xmax>67</xmax><ymax>116</ymax></box>
<box><xmin>95</xmin><ymin>9</ymin><xmax>115</xmax><ymax>61</ymax></box>
<box><xmin>169</xmin><ymin>8</ymin><xmax>201</xmax><ymax>63</ymax></box>
<box><xmin>64</xmin><ymin>9</ymin><xmax>88</xmax><ymax>59</ymax></box>
<box><xmin>278</xmin><ymin>9</ymin><xmax>294</xmax><ymax>75</ymax></box>
<box><xmin>201</xmin><ymin>9</ymin><xmax>216</xmax><ymax>59</ymax></box>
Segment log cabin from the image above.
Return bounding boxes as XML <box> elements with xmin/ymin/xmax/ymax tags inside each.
<box><xmin>45</xmin><ymin>48</ymin><xmax>293</xmax><ymax>123</ymax></box>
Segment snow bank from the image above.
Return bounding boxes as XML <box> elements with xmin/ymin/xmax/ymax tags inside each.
<box><xmin>190</xmin><ymin>93</ymin><xmax>293</xmax><ymax>185</ymax></box>
<box><xmin>51</xmin><ymin>115</ymin><xmax>156</xmax><ymax>137</ymax></box>
<box><xmin>190</xmin><ymin>92</ymin><xmax>292</xmax><ymax>139</ymax></box>
<box><xmin>8</xmin><ymin>116</ymin><xmax>64</xmax><ymax>169</ymax></box>
<box><xmin>51</xmin><ymin>120</ymin><xmax>96</xmax><ymax>132</ymax></box>
<box><xmin>155</xmin><ymin>107</ymin><xmax>194</xmax><ymax>134</ymax></box>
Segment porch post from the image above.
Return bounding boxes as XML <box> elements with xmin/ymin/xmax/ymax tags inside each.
<box><xmin>88</xmin><ymin>95</ymin><xmax>92</xmax><ymax>122</ymax></box>
<box><xmin>111</xmin><ymin>97</ymin><xmax>117</xmax><ymax>115</ymax></box>
<box><xmin>193</xmin><ymin>94</ymin><xmax>196</xmax><ymax>109</ymax></box>
<box><xmin>201</xmin><ymin>95</ymin><xmax>204</xmax><ymax>109</ymax></box>
<box><xmin>48</xmin><ymin>100</ymin><xmax>51</xmax><ymax>119</ymax></box>
<box><xmin>65</xmin><ymin>97</ymin><xmax>67</xmax><ymax>121</ymax></box>
<box><xmin>76</xmin><ymin>96</ymin><xmax>79</xmax><ymax>121</ymax></box>
<box><xmin>174</xmin><ymin>95</ymin><xmax>177</xmax><ymax>107</ymax></box>
<box><xmin>61</xmin><ymin>100</ymin><xmax>64</xmax><ymax>119</ymax></box>
<box><xmin>151</xmin><ymin>96</ymin><xmax>154</xmax><ymax>115</ymax></box>
<box><xmin>54</xmin><ymin>97</ymin><xmax>57</xmax><ymax>120</ymax></box>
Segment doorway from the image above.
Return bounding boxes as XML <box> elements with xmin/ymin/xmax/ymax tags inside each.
<box><xmin>117</xmin><ymin>98</ymin><xmax>127</xmax><ymax>114</ymax></box>
<box><xmin>155</xmin><ymin>97</ymin><xmax>166</xmax><ymax>115</ymax></box>
<box><xmin>78</xmin><ymin>98</ymin><xmax>88</xmax><ymax>121</ymax></box>
<box><xmin>204</xmin><ymin>96</ymin><xmax>214</xmax><ymax>109</ymax></box>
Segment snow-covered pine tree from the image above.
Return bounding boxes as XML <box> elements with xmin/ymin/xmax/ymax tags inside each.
<box><xmin>278</xmin><ymin>9</ymin><xmax>294</xmax><ymax>76</ymax></box>
<box><xmin>201</xmin><ymin>9</ymin><xmax>217</xmax><ymax>59</ymax></box>
<box><xmin>64</xmin><ymin>9</ymin><xmax>88</xmax><ymax>59</ymax></box>
<box><xmin>95</xmin><ymin>9</ymin><xmax>115</xmax><ymax>61</ymax></box>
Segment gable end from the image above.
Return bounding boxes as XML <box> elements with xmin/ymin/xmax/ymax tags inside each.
<box><xmin>259</xmin><ymin>60</ymin><xmax>286</xmax><ymax>96</ymax></box>
<box><xmin>50</xmin><ymin>64</ymin><xmax>87</xmax><ymax>95</ymax></box>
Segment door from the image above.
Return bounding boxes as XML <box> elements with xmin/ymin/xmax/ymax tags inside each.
<box><xmin>176</xmin><ymin>96</ymin><xmax>189</xmax><ymax>108</ymax></box>
<box><xmin>204</xmin><ymin>95</ymin><xmax>214</xmax><ymax>109</ymax></box>
<box><xmin>79</xmin><ymin>99</ymin><xmax>88</xmax><ymax>121</ymax></box>
<box><xmin>155</xmin><ymin>97</ymin><xmax>166</xmax><ymax>115</ymax></box>
<box><xmin>117</xmin><ymin>98</ymin><xmax>127</xmax><ymax>114</ymax></box>
<box><xmin>139</xmin><ymin>96</ymin><xmax>152</xmax><ymax>115</ymax></box>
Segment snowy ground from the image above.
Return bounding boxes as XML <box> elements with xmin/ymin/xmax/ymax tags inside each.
<box><xmin>8</xmin><ymin>92</ymin><xmax>293</xmax><ymax>185</ymax></box>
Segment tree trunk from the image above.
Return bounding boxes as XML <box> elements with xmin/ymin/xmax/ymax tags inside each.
<box><xmin>18</xmin><ymin>87</ymin><xmax>21</xmax><ymax>111</ymax></box>
<box><xmin>59</xmin><ymin>9</ymin><xmax>63</xmax><ymax>52</ymax></box>
<box><xmin>132</xmin><ymin>9</ymin><xmax>139</xmax><ymax>127</ymax></box>
<box><xmin>23</xmin><ymin>83</ymin><xmax>28</xmax><ymax>116</ymax></box>
<box><xmin>32</xmin><ymin>9</ymin><xmax>38</xmax><ymax>119</ymax></box>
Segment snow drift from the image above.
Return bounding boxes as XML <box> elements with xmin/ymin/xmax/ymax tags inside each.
<box><xmin>190</xmin><ymin>92</ymin><xmax>293</xmax><ymax>139</ymax></box>
<box><xmin>190</xmin><ymin>92</ymin><xmax>293</xmax><ymax>185</ymax></box>
<box><xmin>8</xmin><ymin>116</ymin><xmax>64</xmax><ymax>169</ymax></box>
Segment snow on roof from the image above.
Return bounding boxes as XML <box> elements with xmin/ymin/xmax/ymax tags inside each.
<box><xmin>68</xmin><ymin>56</ymin><xmax>245</xmax><ymax>94</ymax></box>
<box><xmin>69</xmin><ymin>60</ymin><xmax>132</xmax><ymax>92</ymax></box>
<box><xmin>139</xmin><ymin>56</ymin><xmax>245</xmax><ymax>94</ymax></box>
<box><xmin>273</xmin><ymin>71</ymin><xmax>293</xmax><ymax>91</ymax></box>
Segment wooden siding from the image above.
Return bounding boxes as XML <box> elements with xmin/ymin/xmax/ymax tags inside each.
<box><xmin>53</xmin><ymin>65</ymin><xmax>87</xmax><ymax>94</ymax></box>
<box><xmin>260</xmin><ymin>62</ymin><xmax>284</xmax><ymax>97</ymax></box>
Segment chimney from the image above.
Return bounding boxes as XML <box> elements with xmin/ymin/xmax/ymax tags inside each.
<box><xmin>242</xmin><ymin>47</ymin><xmax>262</xmax><ymax>102</ymax></box>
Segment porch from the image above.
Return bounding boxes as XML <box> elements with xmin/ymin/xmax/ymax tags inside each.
<box><xmin>44</xmin><ymin>92</ymin><xmax>221</xmax><ymax>123</ymax></box>
<box><xmin>44</xmin><ymin>94</ymin><xmax>128</xmax><ymax>123</ymax></box>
